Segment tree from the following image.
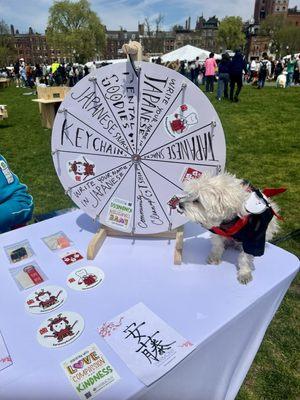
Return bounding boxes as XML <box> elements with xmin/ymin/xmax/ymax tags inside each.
<box><xmin>277</xmin><ymin>24</ymin><xmax>300</xmax><ymax>56</ymax></box>
<box><xmin>217</xmin><ymin>16</ymin><xmax>246</xmax><ymax>51</ymax></box>
<box><xmin>142</xmin><ymin>15</ymin><xmax>165</xmax><ymax>54</ymax></box>
<box><xmin>0</xmin><ymin>20</ymin><xmax>15</xmax><ymax>67</ymax></box>
<box><xmin>154</xmin><ymin>13</ymin><xmax>164</xmax><ymax>36</ymax></box>
<box><xmin>46</xmin><ymin>0</ymin><xmax>105</xmax><ymax>63</ymax></box>
<box><xmin>260</xmin><ymin>14</ymin><xmax>300</xmax><ymax>56</ymax></box>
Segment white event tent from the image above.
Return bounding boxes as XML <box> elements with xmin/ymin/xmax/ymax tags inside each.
<box><xmin>85</xmin><ymin>59</ymin><xmax>127</xmax><ymax>68</ymax></box>
<box><xmin>161</xmin><ymin>45</ymin><xmax>221</xmax><ymax>63</ymax></box>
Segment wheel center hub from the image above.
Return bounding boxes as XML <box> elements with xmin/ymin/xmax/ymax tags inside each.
<box><xmin>131</xmin><ymin>154</ymin><xmax>141</xmax><ymax>164</ymax></box>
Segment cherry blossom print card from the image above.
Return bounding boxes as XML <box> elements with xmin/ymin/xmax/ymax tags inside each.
<box><xmin>97</xmin><ymin>302</ymin><xmax>194</xmax><ymax>385</ymax></box>
<box><xmin>0</xmin><ymin>331</ymin><xmax>12</xmax><ymax>372</ymax></box>
<box><xmin>37</xmin><ymin>311</ymin><xmax>84</xmax><ymax>348</ymax></box>
<box><xmin>25</xmin><ymin>285</ymin><xmax>67</xmax><ymax>314</ymax></box>
<box><xmin>42</xmin><ymin>231</ymin><xmax>73</xmax><ymax>251</ymax></box>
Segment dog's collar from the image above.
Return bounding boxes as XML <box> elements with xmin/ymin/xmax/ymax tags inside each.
<box><xmin>210</xmin><ymin>215</ymin><xmax>249</xmax><ymax>237</ymax></box>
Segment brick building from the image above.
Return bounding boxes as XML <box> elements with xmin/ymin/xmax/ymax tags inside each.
<box><xmin>8</xmin><ymin>14</ymin><xmax>221</xmax><ymax>64</ymax></box>
<box><xmin>9</xmin><ymin>25</ymin><xmax>72</xmax><ymax>65</ymax></box>
<box><xmin>287</xmin><ymin>6</ymin><xmax>300</xmax><ymax>27</ymax></box>
<box><xmin>103</xmin><ymin>16</ymin><xmax>220</xmax><ymax>60</ymax></box>
<box><xmin>103</xmin><ymin>27</ymin><xmax>140</xmax><ymax>59</ymax></box>
<box><xmin>247</xmin><ymin>0</ymin><xmax>300</xmax><ymax>59</ymax></box>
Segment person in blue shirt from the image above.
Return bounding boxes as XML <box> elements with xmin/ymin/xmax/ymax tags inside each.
<box><xmin>0</xmin><ymin>155</ymin><xmax>34</xmax><ymax>233</ymax></box>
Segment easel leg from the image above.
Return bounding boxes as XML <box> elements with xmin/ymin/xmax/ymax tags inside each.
<box><xmin>174</xmin><ymin>226</ymin><xmax>184</xmax><ymax>265</ymax></box>
<box><xmin>87</xmin><ymin>228</ymin><xmax>107</xmax><ymax>260</ymax></box>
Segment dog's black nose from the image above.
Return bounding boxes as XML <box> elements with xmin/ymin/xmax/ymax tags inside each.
<box><xmin>178</xmin><ymin>202</ymin><xmax>184</xmax><ymax>209</ymax></box>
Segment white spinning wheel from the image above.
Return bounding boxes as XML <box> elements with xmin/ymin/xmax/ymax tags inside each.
<box><xmin>51</xmin><ymin>61</ymin><xmax>226</xmax><ymax>235</ymax></box>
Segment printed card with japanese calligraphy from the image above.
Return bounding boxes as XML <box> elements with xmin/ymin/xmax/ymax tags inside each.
<box><xmin>97</xmin><ymin>303</ymin><xmax>194</xmax><ymax>385</ymax></box>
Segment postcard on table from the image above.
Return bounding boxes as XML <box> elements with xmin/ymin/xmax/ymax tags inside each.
<box><xmin>61</xmin><ymin>343</ymin><xmax>119</xmax><ymax>399</ymax></box>
<box><xmin>97</xmin><ymin>302</ymin><xmax>194</xmax><ymax>386</ymax></box>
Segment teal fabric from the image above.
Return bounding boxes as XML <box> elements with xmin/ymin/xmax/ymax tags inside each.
<box><xmin>0</xmin><ymin>155</ymin><xmax>34</xmax><ymax>233</ymax></box>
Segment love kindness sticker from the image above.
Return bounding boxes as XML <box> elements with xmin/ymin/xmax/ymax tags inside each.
<box><xmin>61</xmin><ymin>343</ymin><xmax>119</xmax><ymax>400</ymax></box>
<box><xmin>25</xmin><ymin>285</ymin><xmax>67</xmax><ymax>314</ymax></box>
<box><xmin>37</xmin><ymin>311</ymin><xmax>84</xmax><ymax>348</ymax></box>
<box><xmin>67</xmin><ymin>267</ymin><xmax>105</xmax><ymax>291</ymax></box>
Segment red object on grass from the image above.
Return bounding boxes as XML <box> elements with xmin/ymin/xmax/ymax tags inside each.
<box><xmin>262</xmin><ymin>188</ymin><xmax>287</xmax><ymax>197</ymax></box>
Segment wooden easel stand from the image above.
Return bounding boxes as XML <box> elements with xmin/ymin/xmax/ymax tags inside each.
<box><xmin>87</xmin><ymin>226</ymin><xmax>184</xmax><ymax>265</ymax></box>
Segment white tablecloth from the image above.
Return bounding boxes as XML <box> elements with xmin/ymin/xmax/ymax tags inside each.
<box><xmin>0</xmin><ymin>210</ymin><xmax>298</xmax><ymax>400</ymax></box>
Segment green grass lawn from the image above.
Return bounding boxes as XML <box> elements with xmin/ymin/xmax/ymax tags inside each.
<box><xmin>0</xmin><ymin>84</ymin><xmax>299</xmax><ymax>399</ymax></box>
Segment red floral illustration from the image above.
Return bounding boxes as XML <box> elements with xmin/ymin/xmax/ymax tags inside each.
<box><xmin>179</xmin><ymin>340</ymin><xmax>193</xmax><ymax>348</ymax></box>
<box><xmin>98</xmin><ymin>317</ymin><xmax>124</xmax><ymax>337</ymax></box>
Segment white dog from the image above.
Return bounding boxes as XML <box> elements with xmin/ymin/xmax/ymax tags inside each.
<box><xmin>177</xmin><ymin>172</ymin><xmax>283</xmax><ymax>284</ymax></box>
<box><xmin>276</xmin><ymin>72</ymin><xmax>287</xmax><ymax>88</ymax></box>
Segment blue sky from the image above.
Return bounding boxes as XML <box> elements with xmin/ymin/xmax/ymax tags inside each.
<box><xmin>0</xmin><ymin>0</ymin><xmax>299</xmax><ymax>33</ymax></box>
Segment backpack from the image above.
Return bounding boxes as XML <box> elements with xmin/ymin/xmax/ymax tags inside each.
<box><xmin>260</xmin><ymin>61</ymin><xmax>268</xmax><ymax>73</ymax></box>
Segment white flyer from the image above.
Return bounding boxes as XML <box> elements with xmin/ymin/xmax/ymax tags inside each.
<box><xmin>61</xmin><ymin>343</ymin><xmax>119</xmax><ymax>400</ymax></box>
<box><xmin>97</xmin><ymin>303</ymin><xmax>194</xmax><ymax>386</ymax></box>
<box><xmin>0</xmin><ymin>331</ymin><xmax>12</xmax><ymax>372</ymax></box>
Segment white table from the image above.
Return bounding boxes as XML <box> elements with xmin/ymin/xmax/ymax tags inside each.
<box><xmin>0</xmin><ymin>210</ymin><xmax>298</xmax><ymax>400</ymax></box>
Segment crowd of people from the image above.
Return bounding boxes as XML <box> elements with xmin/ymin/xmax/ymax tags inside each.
<box><xmin>1</xmin><ymin>52</ymin><xmax>299</xmax><ymax>103</ymax></box>
<box><xmin>153</xmin><ymin>51</ymin><xmax>300</xmax><ymax>102</ymax></box>
<box><xmin>0</xmin><ymin>59</ymin><xmax>102</xmax><ymax>89</ymax></box>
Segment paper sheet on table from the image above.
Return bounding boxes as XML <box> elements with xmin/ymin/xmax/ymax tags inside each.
<box><xmin>98</xmin><ymin>303</ymin><xmax>194</xmax><ymax>386</ymax></box>
<box><xmin>0</xmin><ymin>332</ymin><xmax>12</xmax><ymax>372</ymax></box>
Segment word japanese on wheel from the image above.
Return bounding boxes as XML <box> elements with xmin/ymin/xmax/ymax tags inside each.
<box><xmin>51</xmin><ymin>61</ymin><xmax>226</xmax><ymax>240</ymax></box>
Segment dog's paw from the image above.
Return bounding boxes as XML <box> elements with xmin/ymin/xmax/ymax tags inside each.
<box><xmin>237</xmin><ymin>271</ymin><xmax>253</xmax><ymax>285</ymax></box>
<box><xmin>207</xmin><ymin>254</ymin><xmax>221</xmax><ymax>265</ymax></box>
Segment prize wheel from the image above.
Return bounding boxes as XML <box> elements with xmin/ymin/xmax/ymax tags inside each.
<box><xmin>51</xmin><ymin>61</ymin><xmax>226</xmax><ymax>234</ymax></box>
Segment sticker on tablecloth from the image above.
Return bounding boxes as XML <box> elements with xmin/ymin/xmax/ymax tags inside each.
<box><xmin>42</xmin><ymin>231</ymin><xmax>73</xmax><ymax>251</ymax></box>
<box><xmin>9</xmin><ymin>262</ymin><xmax>47</xmax><ymax>291</ymax></box>
<box><xmin>67</xmin><ymin>267</ymin><xmax>104</xmax><ymax>291</ymax></box>
<box><xmin>25</xmin><ymin>285</ymin><xmax>67</xmax><ymax>314</ymax></box>
<box><xmin>164</xmin><ymin>104</ymin><xmax>198</xmax><ymax>138</ymax></box>
<box><xmin>181</xmin><ymin>167</ymin><xmax>202</xmax><ymax>183</ymax></box>
<box><xmin>97</xmin><ymin>302</ymin><xmax>194</xmax><ymax>386</ymax></box>
<box><xmin>37</xmin><ymin>311</ymin><xmax>84</xmax><ymax>348</ymax></box>
<box><xmin>0</xmin><ymin>331</ymin><xmax>13</xmax><ymax>372</ymax></box>
<box><xmin>106</xmin><ymin>198</ymin><xmax>133</xmax><ymax>230</ymax></box>
<box><xmin>61</xmin><ymin>343</ymin><xmax>119</xmax><ymax>399</ymax></box>
<box><xmin>4</xmin><ymin>240</ymin><xmax>34</xmax><ymax>264</ymax></box>
<box><xmin>61</xmin><ymin>250</ymin><xmax>84</xmax><ymax>265</ymax></box>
